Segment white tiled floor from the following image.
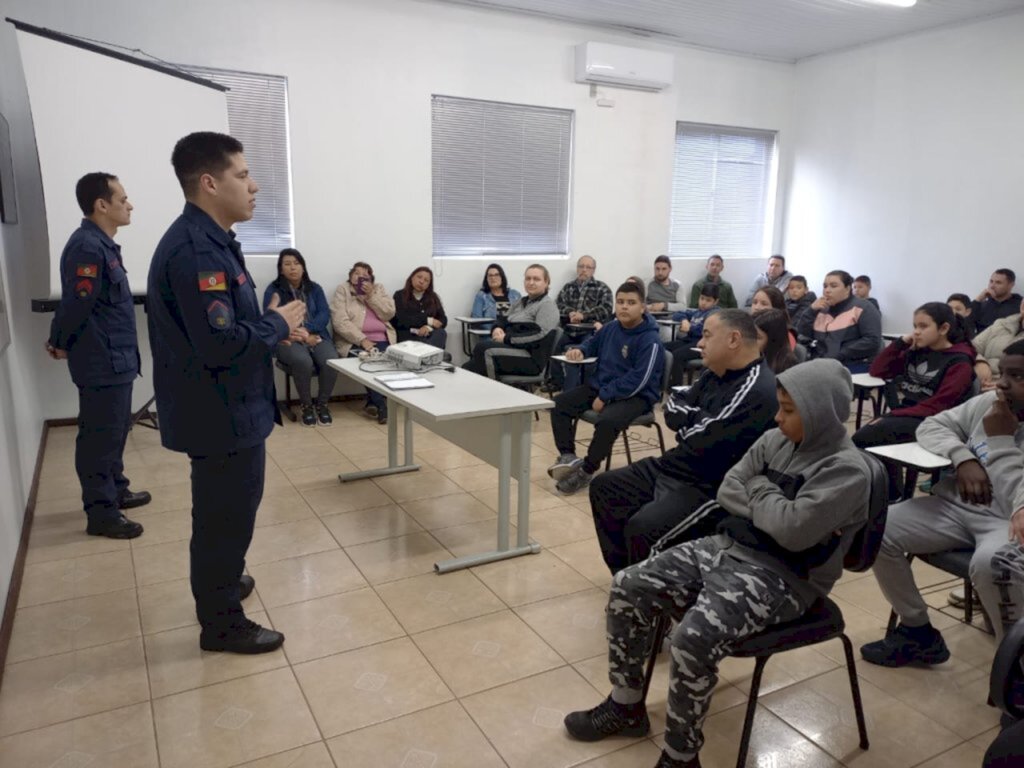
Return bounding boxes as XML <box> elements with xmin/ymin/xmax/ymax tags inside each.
<box><xmin>0</xmin><ymin>401</ymin><xmax>1001</xmax><ymax>767</ymax></box>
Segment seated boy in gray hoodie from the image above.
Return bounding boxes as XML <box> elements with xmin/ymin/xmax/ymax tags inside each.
<box><xmin>862</xmin><ymin>339</ymin><xmax>1024</xmax><ymax>666</ymax></box>
<box><xmin>563</xmin><ymin>359</ymin><xmax>871</xmax><ymax>768</ymax></box>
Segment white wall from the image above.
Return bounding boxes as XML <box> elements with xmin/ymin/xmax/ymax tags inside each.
<box><xmin>0</xmin><ymin>0</ymin><xmax>794</xmax><ymax>603</ymax></box>
<box><xmin>784</xmin><ymin>11</ymin><xmax>1024</xmax><ymax>330</ymax></box>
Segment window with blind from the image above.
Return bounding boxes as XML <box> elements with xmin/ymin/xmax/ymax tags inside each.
<box><xmin>432</xmin><ymin>95</ymin><xmax>574</xmax><ymax>258</ymax></box>
<box><xmin>182</xmin><ymin>66</ymin><xmax>293</xmax><ymax>254</ymax></box>
<box><xmin>668</xmin><ymin>123</ymin><xmax>778</xmax><ymax>260</ymax></box>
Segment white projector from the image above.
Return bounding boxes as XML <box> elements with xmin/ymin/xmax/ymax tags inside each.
<box><xmin>385</xmin><ymin>340</ymin><xmax>445</xmax><ymax>370</ymax></box>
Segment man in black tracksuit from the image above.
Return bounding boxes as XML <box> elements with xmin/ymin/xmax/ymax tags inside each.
<box><xmin>588</xmin><ymin>310</ymin><xmax>778</xmax><ymax>573</ymax></box>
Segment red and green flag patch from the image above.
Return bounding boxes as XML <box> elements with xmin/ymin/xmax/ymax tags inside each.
<box><xmin>198</xmin><ymin>271</ymin><xmax>227</xmax><ymax>292</ymax></box>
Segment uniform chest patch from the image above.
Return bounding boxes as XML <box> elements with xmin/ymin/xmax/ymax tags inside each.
<box><xmin>198</xmin><ymin>271</ymin><xmax>227</xmax><ymax>292</ymax></box>
<box><xmin>76</xmin><ymin>263</ymin><xmax>98</xmax><ymax>278</ymax></box>
<box><xmin>621</xmin><ymin>344</ymin><xmax>630</xmax><ymax>358</ymax></box>
<box><xmin>75</xmin><ymin>278</ymin><xmax>94</xmax><ymax>298</ymax></box>
<box><xmin>206</xmin><ymin>299</ymin><xmax>232</xmax><ymax>328</ymax></box>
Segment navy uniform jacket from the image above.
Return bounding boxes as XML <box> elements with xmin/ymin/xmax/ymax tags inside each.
<box><xmin>49</xmin><ymin>219</ymin><xmax>140</xmax><ymax>388</ymax></box>
<box><xmin>147</xmin><ymin>203</ymin><xmax>289</xmax><ymax>456</ymax></box>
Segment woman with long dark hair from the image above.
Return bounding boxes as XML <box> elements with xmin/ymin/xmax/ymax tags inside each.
<box><xmin>393</xmin><ymin>266</ymin><xmax>448</xmax><ymax>350</ymax></box>
<box><xmin>853</xmin><ymin>301</ymin><xmax>976</xmax><ymax>497</ymax></box>
<box><xmin>472</xmin><ymin>263</ymin><xmax>521</xmax><ymax>328</ymax></box>
<box><xmin>753</xmin><ymin>309</ymin><xmax>797</xmax><ymax>374</ymax></box>
<box><xmin>263</xmin><ymin>248</ymin><xmax>339</xmax><ymax>427</ymax></box>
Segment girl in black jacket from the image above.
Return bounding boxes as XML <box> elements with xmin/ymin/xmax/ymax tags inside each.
<box><xmin>392</xmin><ymin>266</ymin><xmax>448</xmax><ymax>350</ymax></box>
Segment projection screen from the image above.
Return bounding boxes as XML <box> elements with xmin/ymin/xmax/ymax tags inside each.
<box><xmin>10</xmin><ymin>20</ymin><xmax>230</xmax><ymax>298</ymax></box>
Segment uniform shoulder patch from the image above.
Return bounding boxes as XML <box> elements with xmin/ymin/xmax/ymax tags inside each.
<box><xmin>76</xmin><ymin>263</ymin><xmax>99</xmax><ymax>278</ymax></box>
<box><xmin>235</xmin><ymin>272</ymin><xmax>248</xmax><ymax>286</ymax></box>
<box><xmin>198</xmin><ymin>271</ymin><xmax>227</xmax><ymax>292</ymax></box>
<box><xmin>206</xmin><ymin>298</ymin><xmax>232</xmax><ymax>329</ymax></box>
<box><xmin>75</xmin><ymin>278</ymin><xmax>94</xmax><ymax>298</ymax></box>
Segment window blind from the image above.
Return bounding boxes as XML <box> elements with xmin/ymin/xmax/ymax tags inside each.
<box><xmin>668</xmin><ymin>123</ymin><xmax>777</xmax><ymax>260</ymax></box>
<box><xmin>432</xmin><ymin>95</ymin><xmax>573</xmax><ymax>258</ymax></box>
<box><xmin>183</xmin><ymin>66</ymin><xmax>293</xmax><ymax>254</ymax></box>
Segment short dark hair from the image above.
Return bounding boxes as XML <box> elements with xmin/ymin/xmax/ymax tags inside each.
<box><xmin>854</xmin><ymin>275</ymin><xmax>872</xmax><ymax>287</ymax></box>
<box><xmin>1003</xmin><ymin>339</ymin><xmax>1024</xmax><ymax>357</ymax></box>
<box><xmin>825</xmin><ymin>270</ymin><xmax>853</xmax><ymax>288</ymax></box>
<box><xmin>947</xmin><ymin>292</ymin><xmax>971</xmax><ymax>306</ymax></box>
<box><xmin>171</xmin><ymin>132</ymin><xmax>244</xmax><ymax>196</ymax></box>
<box><xmin>789</xmin><ymin>275</ymin><xmax>807</xmax><ymax>288</ymax></box>
<box><xmin>714</xmin><ymin>308</ymin><xmax>758</xmax><ymax>344</ymax></box>
<box><xmin>700</xmin><ymin>283</ymin><xmax>720</xmax><ymax>300</ymax></box>
<box><xmin>654</xmin><ymin>255</ymin><xmax>671</xmax><ymax>267</ymax></box>
<box><xmin>995</xmin><ymin>268</ymin><xmax>1017</xmax><ymax>284</ymax></box>
<box><xmin>707</xmin><ymin>254</ymin><xmax>723</xmax><ymax>264</ymax></box>
<box><xmin>616</xmin><ymin>281</ymin><xmax>645</xmax><ymax>301</ymax></box>
<box><xmin>769</xmin><ymin>254</ymin><xmax>786</xmax><ymax>266</ymax></box>
<box><xmin>75</xmin><ymin>172</ymin><xmax>117</xmax><ymax>216</ymax></box>
<box><xmin>348</xmin><ymin>261</ymin><xmax>375</xmax><ymax>282</ymax></box>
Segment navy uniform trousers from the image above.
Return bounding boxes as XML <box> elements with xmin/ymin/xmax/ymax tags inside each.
<box><xmin>77</xmin><ymin>383</ymin><xmax>133</xmax><ymax>525</ymax></box>
<box><xmin>188</xmin><ymin>442</ymin><xmax>265</xmax><ymax>628</ymax></box>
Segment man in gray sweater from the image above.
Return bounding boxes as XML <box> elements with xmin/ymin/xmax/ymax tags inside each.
<box><xmin>862</xmin><ymin>340</ymin><xmax>1024</xmax><ymax>665</ymax></box>
<box><xmin>564</xmin><ymin>359</ymin><xmax>871</xmax><ymax>768</ymax></box>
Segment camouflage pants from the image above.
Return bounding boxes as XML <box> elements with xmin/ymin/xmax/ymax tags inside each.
<box><xmin>992</xmin><ymin>541</ymin><xmax>1024</xmax><ymax>637</ymax></box>
<box><xmin>607</xmin><ymin>537</ymin><xmax>805</xmax><ymax>755</ymax></box>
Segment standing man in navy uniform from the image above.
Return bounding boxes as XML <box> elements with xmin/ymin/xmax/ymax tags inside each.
<box><xmin>46</xmin><ymin>173</ymin><xmax>150</xmax><ymax>539</ymax></box>
<box><xmin>148</xmin><ymin>133</ymin><xmax>306</xmax><ymax>654</ymax></box>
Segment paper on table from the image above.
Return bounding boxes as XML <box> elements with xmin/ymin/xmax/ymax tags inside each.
<box><xmin>374</xmin><ymin>371</ymin><xmax>419</xmax><ymax>381</ymax></box>
<box><xmin>378</xmin><ymin>377</ymin><xmax>435</xmax><ymax>390</ymax></box>
<box><xmin>551</xmin><ymin>355</ymin><xmax>597</xmax><ymax>364</ymax></box>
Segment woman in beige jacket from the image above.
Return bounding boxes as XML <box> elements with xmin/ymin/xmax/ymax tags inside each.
<box><xmin>973</xmin><ymin>299</ymin><xmax>1024</xmax><ymax>390</ymax></box>
<box><xmin>330</xmin><ymin>261</ymin><xmax>396</xmax><ymax>422</ymax></box>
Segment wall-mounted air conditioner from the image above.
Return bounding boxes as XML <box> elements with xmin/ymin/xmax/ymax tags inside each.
<box><xmin>574</xmin><ymin>42</ymin><xmax>674</xmax><ymax>92</ymax></box>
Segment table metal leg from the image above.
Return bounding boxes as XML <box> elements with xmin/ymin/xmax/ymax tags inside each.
<box><xmin>338</xmin><ymin>401</ymin><xmax>420</xmax><ymax>482</ymax></box>
<box><xmin>435</xmin><ymin>411</ymin><xmax>540</xmax><ymax>573</ymax></box>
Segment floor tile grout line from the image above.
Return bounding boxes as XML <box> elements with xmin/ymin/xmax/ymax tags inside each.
<box><xmin>127</xmin><ymin>538</ymin><xmax>164</xmax><ymax>768</ymax></box>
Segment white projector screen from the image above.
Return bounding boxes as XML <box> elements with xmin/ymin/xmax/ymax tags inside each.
<box><xmin>13</xmin><ymin>22</ymin><xmax>230</xmax><ymax>298</ymax></box>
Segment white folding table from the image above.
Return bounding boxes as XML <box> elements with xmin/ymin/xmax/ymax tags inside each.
<box><xmin>327</xmin><ymin>358</ymin><xmax>554</xmax><ymax>572</ymax></box>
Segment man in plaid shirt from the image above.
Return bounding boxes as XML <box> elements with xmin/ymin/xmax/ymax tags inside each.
<box><xmin>551</xmin><ymin>255</ymin><xmax>614</xmax><ymax>389</ymax></box>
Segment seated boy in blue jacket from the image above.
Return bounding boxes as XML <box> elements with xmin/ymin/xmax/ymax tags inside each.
<box><xmin>666</xmin><ymin>282</ymin><xmax>720</xmax><ymax>386</ymax></box>
<box><xmin>563</xmin><ymin>359</ymin><xmax>871</xmax><ymax>768</ymax></box>
<box><xmin>548</xmin><ymin>281</ymin><xmax>665</xmax><ymax>495</ymax></box>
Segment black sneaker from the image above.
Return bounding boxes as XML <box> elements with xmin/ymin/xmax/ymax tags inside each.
<box><xmin>564</xmin><ymin>695</ymin><xmax>650</xmax><ymax>742</ymax></box>
<box><xmin>118</xmin><ymin>489</ymin><xmax>152</xmax><ymax>510</ymax></box>
<box><xmin>301</xmin><ymin>405</ymin><xmax>316</xmax><ymax>427</ymax></box>
<box><xmin>86</xmin><ymin>515</ymin><xmax>144</xmax><ymax>539</ymax></box>
<box><xmin>377</xmin><ymin>411</ymin><xmax>388</xmax><ymax>425</ymax></box>
<box><xmin>548</xmin><ymin>453</ymin><xmax>582</xmax><ymax>481</ymax></box>
<box><xmin>860</xmin><ymin>623</ymin><xmax>950</xmax><ymax>667</ymax></box>
<box><xmin>315</xmin><ymin>404</ymin><xmax>333</xmax><ymax>427</ymax></box>
<box><xmin>654</xmin><ymin>751</ymin><xmax>702</xmax><ymax>768</ymax></box>
<box><xmin>556</xmin><ymin>466</ymin><xmax>593</xmax><ymax>496</ymax></box>
<box><xmin>363</xmin><ymin>403</ymin><xmax>379</xmax><ymax>420</ymax></box>
<box><xmin>200</xmin><ymin>618</ymin><xmax>284</xmax><ymax>654</ymax></box>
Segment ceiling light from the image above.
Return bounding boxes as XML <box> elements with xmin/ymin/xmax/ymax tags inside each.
<box><xmin>858</xmin><ymin>0</ymin><xmax>918</xmax><ymax>7</ymax></box>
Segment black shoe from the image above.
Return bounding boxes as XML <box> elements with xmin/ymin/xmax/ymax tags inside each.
<box><xmin>860</xmin><ymin>623</ymin><xmax>950</xmax><ymax>667</ymax></box>
<box><xmin>239</xmin><ymin>574</ymin><xmax>255</xmax><ymax>601</ymax></box>
<box><xmin>118</xmin><ymin>489</ymin><xmax>151</xmax><ymax>510</ymax></box>
<box><xmin>564</xmin><ymin>695</ymin><xmax>650</xmax><ymax>742</ymax></box>
<box><xmin>86</xmin><ymin>515</ymin><xmax>144</xmax><ymax>539</ymax></box>
<box><xmin>315</xmin><ymin>404</ymin><xmax>333</xmax><ymax>427</ymax></box>
<box><xmin>301</xmin><ymin>405</ymin><xmax>317</xmax><ymax>427</ymax></box>
<box><xmin>654</xmin><ymin>751</ymin><xmax>701</xmax><ymax>768</ymax></box>
<box><xmin>199</xmin><ymin>618</ymin><xmax>284</xmax><ymax>654</ymax></box>
<box><xmin>377</xmin><ymin>412</ymin><xmax>388</xmax><ymax>425</ymax></box>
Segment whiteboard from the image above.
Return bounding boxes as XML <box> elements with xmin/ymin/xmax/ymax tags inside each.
<box><xmin>15</xmin><ymin>26</ymin><xmax>230</xmax><ymax>298</ymax></box>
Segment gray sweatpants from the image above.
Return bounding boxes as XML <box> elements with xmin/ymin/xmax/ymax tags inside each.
<box><xmin>607</xmin><ymin>538</ymin><xmax>805</xmax><ymax>755</ymax></box>
<box><xmin>872</xmin><ymin>491</ymin><xmax>1023</xmax><ymax>642</ymax></box>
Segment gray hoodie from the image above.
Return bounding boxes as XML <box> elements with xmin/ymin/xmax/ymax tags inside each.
<box><xmin>916</xmin><ymin>390</ymin><xmax>1024</xmax><ymax>519</ymax></box>
<box><xmin>715</xmin><ymin>359</ymin><xmax>871</xmax><ymax>606</ymax></box>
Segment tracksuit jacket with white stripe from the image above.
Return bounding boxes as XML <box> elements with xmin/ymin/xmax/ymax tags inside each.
<box><xmin>576</xmin><ymin>314</ymin><xmax>665</xmax><ymax>407</ymax></box>
<box><xmin>660</xmin><ymin>358</ymin><xmax>778</xmax><ymax>486</ymax></box>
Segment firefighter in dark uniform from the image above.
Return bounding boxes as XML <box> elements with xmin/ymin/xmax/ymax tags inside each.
<box><xmin>46</xmin><ymin>173</ymin><xmax>150</xmax><ymax>539</ymax></box>
<box><xmin>147</xmin><ymin>133</ymin><xmax>306</xmax><ymax>654</ymax></box>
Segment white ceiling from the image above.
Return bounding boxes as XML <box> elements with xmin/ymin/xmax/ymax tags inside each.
<box><xmin>426</xmin><ymin>0</ymin><xmax>1024</xmax><ymax>61</ymax></box>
